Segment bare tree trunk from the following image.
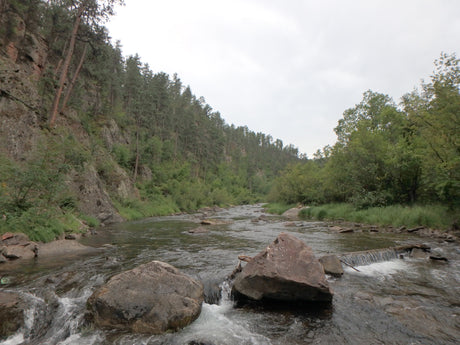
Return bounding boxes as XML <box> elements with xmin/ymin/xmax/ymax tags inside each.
<box><xmin>49</xmin><ymin>5</ymin><xmax>84</xmax><ymax>127</ymax></box>
<box><xmin>59</xmin><ymin>43</ymin><xmax>87</xmax><ymax>114</ymax></box>
<box><xmin>133</xmin><ymin>123</ymin><xmax>140</xmax><ymax>182</ymax></box>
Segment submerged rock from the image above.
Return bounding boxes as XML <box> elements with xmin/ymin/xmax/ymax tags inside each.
<box><xmin>38</xmin><ymin>240</ymin><xmax>100</xmax><ymax>257</ymax></box>
<box><xmin>87</xmin><ymin>261</ymin><xmax>204</xmax><ymax>334</ymax></box>
<box><xmin>188</xmin><ymin>226</ymin><xmax>209</xmax><ymax>234</ymax></box>
<box><xmin>232</xmin><ymin>233</ymin><xmax>333</xmax><ymax>303</ymax></box>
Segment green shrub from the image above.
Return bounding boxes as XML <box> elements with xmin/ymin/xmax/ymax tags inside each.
<box><xmin>79</xmin><ymin>214</ymin><xmax>100</xmax><ymax>228</ymax></box>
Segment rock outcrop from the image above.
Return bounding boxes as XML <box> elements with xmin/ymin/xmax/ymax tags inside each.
<box><xmin>232</xmin><ymin>233</ymin><xmax>333</xmax><ymax>303</ymax></box>
<box><xmin>87</xmin><ymin>261</ymin><xmax>204</xmax><ymax>334</ymax></box>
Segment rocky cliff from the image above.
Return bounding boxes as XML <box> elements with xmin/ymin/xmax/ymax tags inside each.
<box><xmin>0</xmin><ymin>4</ymin><xmax>136</xmax><ymax>225</ymax></box>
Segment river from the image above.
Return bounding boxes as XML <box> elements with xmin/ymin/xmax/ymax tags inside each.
<box><xmin>0</xmin><ymin>204</ymin><xmax>459</xmax><ymax>344</ymax></box>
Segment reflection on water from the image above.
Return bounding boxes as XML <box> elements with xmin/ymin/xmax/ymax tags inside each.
<box><xmin>1</xmin><ymin>204</ymin><xmax>459</xmax><ymax>345</ymax></box>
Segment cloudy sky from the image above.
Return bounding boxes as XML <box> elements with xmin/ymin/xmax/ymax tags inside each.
<box><xmin>106</xmin><ymin>0</ymin><xmax>460</xmax><ymax>157</ymax></box>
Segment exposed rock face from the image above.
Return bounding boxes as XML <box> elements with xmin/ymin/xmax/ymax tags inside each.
<box><xmin>319</xmin><ymin>255</ymin><xmax>344</xmax><ymax>277</ymax></box>
<box><xmin>232</xmin><ymin>233</ymin><xmax>333</xmax><ymax>302</ymax></box>
<box><xmin>0</xmin><ymin>292</ymin><xmax>24</xmax><ymax>339</ymax></box>
<box><xmin>87</xmin><ymin>261</ymin><xmax>204</xmax><ymax>334</ymax></box>
<box><xmin>69</xmin><ymin>165</ymin><xmax>124</xmax><ymax>224</ymax></box>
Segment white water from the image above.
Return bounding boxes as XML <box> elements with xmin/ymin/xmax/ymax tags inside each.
<box><xmin>345</xmin><ymin>259</ymin><xmax>410</xmax><ymax>278</ymax></box>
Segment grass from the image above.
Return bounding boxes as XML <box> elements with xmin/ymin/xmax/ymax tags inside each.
<box><xmin>0</xmin><ymin>208</ymin><xmax>93</xmax><ymax>242</ymax></box>
<box><xmin>263</xmin><ymin>202</ymin><xmax>298</xmax><ymax>215</ymax></box>
<box><xmin>299</xmin><ymin>203</ymin><xmax>456</xmax><ymax>230</ymax></box>
<box><xmin>113</xmin><ymin>196</ymin><xmax>180</xmax><ymax>221</ymax></box>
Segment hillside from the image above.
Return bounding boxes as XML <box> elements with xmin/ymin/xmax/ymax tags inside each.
<box><xmin>0</xmin><ymin>0</ymin><xmax>302</xmax><ymax>241</ymax></box>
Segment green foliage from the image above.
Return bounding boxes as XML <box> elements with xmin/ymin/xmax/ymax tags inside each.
<box><xmin>79</xmin><ymin>214</ymin><xmax>100</xmax><ymax>228</ymax></box>
<box><xmin>299</xmin><ymin>203</ymin><xmax>455</xmax><ymax>230</ymax></box>
<box><xmin>112</xmin><ymin>143</ymin><xmax>133</xmax><ymax>170</ymax></box>
<box><xmin>270</xmin><ymin>53</ymin><xmax>459</xmax><ymax>216</ymax></box>
<box><xmin>113</xmin><ymin>196</ymin><xmax>179</xmax><ymax>221</ymax></box>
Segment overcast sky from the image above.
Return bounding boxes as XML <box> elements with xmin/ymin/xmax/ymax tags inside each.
<box><xmin>106</xmin><ymin>0</ymin><xmax>460</xmax><ymax>157</ymax></box>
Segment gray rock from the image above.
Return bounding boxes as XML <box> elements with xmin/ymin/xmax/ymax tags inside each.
<box><xmin>232</xmin><ymin>233</ymin><xmax>333</xmax><ymax>303</ymax></box>
<box><xmin>281</xmin><ymin>207</ymin><xmax>305</xmax><ymax>220</ymax></box>
<box><xmin>319</xmin><ymin>255</ymin><xmax>344</xmax><ymax>277</ymax></box>
<box><xmin>410</xmin><ymin>248</ymin><xmax>428</xmax><ymax>259</ymax></box>
<box><xmin>2</xmin><ymin>244</ymin><xmax>36</xmax><ymax>260</ymax></box>
<box><xmin>87</xmin><ymin>261</ymin><xmax>204</xmax><ymax>334</ymax></box>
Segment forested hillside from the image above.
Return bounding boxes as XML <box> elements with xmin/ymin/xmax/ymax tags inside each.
<box><xmin>270</xmin><ymin>53</ymin><xmax>459</xmax><ymax>214</ymax></box>
<box><xmin>0</xmin><ymin>0</ymin><xmax>302</xmax><ymax>241</ymax></box>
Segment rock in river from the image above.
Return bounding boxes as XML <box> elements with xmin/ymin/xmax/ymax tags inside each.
<box><xmin>232</xmin><ymin>233</ymin><xmax>333</xmax><ymax>303</ymax></box>
<box><xmin>0</xmin><ymin>292</ymin><xmax>24</xmax><ymax>339</ymax></box>
<box><xmin>87</xmin><ymin>261</ymin><xmax>204</xmax><ymax>334</ymax></box>
<box><xmin>319</xmin><ymin>255</ymin><xmax>344</xmax><ymax>277</ymax></box>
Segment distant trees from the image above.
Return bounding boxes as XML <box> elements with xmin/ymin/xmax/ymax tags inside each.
<box><xmin>270</xmin><ymin>53</ymin><xmax>460</xmax><ymax>210</ymax></box>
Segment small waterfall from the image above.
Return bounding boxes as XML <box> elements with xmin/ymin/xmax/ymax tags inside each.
<box><xmin>339</xmin><ymin>248</ymin><xmax>399</xmax><ymax>267</ymax></box>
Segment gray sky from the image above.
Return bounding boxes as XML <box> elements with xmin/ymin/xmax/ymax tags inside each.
<box><xmin>106</xmin><ymin>0</ymin><xmax>460</xmax><ymax>157</ymax></box>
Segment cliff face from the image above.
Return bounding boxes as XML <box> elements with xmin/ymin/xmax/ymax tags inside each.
<box><xmin>0</xmin><ymin>5</ymin><xmax>136</xmax><ymax>224</ymax></box>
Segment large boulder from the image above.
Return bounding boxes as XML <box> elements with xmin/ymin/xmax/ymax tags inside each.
<box><xmin>232</xmin><ymin>233</ymin><xmax>333</xmax><ymax>302</ymax></box>
<box><xmin>0</xmin><ymin>292</ymin><xmax>24</xmax><ymax>339</ymax></box>
<box><xmin>87</xmin><ymin>261</ymin><xmax>204</xmax><ymax>334</ymax></box>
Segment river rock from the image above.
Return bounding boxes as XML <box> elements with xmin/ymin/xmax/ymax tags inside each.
<box><xmin>319</xmin><ymin>255</ymin><xmax>344</xmax><ymax>277</ymax></box>
<box><xmin>410</xmin><ymin>247</ymin><xmax>428</xmax><ymax>259</ymax></box>
<box><xmin>232</xmin><ymin>233</ymin><xmax>333</xmax><ymax>303</ymax></box>
<box><xmin>281</xmin><ymin>207</ymin><xmax>305</xmax><ymax>220</ymax></box>
<box><xmin>87</xmin><ymin>260</ymin><xmax>204</xmax><ymax>334</ymax></box>
<box><xmin>1</xmin><ymin>243</ymin><xmax>37</xmax><ymax>260</ymax></box>
<box><xmin>0</xmin><ymin>292</ymin><xmax>24</xmax><ymax>339</ymax></box>
<box><xmin>188</xmin><ymin>226</ymin><xmax>209</xmax><ymax>234</ymax></box>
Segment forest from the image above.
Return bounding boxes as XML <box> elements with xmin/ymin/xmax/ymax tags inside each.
<box><xmin>0</xmin><ymin>0</ymin><xmax>458</xmax><ymax>242</ymax></box>
<box><xmin>0</xmin><ymin>0</ymin><xmax>302</xmax><ymax>241</ymax></box>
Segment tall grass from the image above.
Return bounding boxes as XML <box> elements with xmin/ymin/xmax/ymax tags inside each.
<box><xmin>0</xmin><ymin>209</ymin><xmax>91</xmax><ymax>242</ymax></box>
<box><xmin>299</xmin><ymin>203</ymin><xmax>455</xmax><ymax>230</ymax></box>
<box><xmin>113</xmin><ymin>196</ymin><xmax>180</xmax><ymax>221</ymax></box>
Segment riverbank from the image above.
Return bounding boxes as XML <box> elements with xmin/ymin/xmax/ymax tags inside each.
<box><xmin>265</xmin><ymin>203</ymin><xmax>459</xmax><ymax>243</ymax></box>
<box><xmin>268</xmin><ymin>202</ymin><xmax>458</xmax><ymax>236</ymax></box>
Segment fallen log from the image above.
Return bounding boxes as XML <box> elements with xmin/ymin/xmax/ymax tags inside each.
<box><xmin>339</xmin><ymin>259</ymin><xmax>360</xmax><ymax>272</ymax></box>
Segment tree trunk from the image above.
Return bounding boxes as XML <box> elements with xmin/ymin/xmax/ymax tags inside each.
<box><xmin>49</xmin><ymin>5</ymin><xmax>85</xmax><ymax>127</ymax></box>
<box><xmin>59</xmin><ymin>43</ymin><xmax>87</xmax><ymax>114</ymax></box>
<box><xmin>133</xmin><ymin>122</ymin><xmax>140</xmax><ymax>182</ymax></box>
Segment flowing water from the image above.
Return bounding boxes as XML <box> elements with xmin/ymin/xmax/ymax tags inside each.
<box><xmin>1</xmin><ymin>204</ymin><xmax>459</xmax><ymax>345</ymax></box>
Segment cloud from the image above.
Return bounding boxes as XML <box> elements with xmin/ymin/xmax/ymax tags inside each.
<box><xmin>107</xmin><ymin>0</ymin><xmax>460</xmax><ymax>156</ymax></box>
